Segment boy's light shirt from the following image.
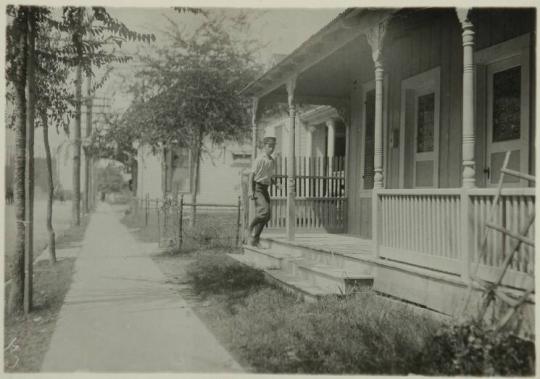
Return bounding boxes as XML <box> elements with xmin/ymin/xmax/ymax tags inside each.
<box><xmin>251</xmin><ymin>153</ymin><xmax>275</xmax><ymax>186</ymax></box>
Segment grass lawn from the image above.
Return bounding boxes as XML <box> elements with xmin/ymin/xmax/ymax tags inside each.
<box><xmin>123</xmin><ymin>204</ymin><xmax>535</xmax><ymax>376</ymax></box>
<box><xmin>4</xmin><ymin>214</ymin><xmax>90</xmax><ymax>372</ymax></box>
<box><xmin>151</xmin><ymin>249</ymin><xmax>438</xmax><ymax>374</ymax></box>
<box><xmin>4</xmin><ymin>200</ymin><xmax>73</xmax><ymax>282</ymax></box>
<box><xmin>152</xmin><ymin>249</ymin><xmax>535</xmax><ymax>375</ymax></box>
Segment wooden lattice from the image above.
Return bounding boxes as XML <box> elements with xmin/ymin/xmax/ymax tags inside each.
<box><xmin>461</xmin><ymin>151</ymin><xmax>535</xmax><ymax>332</ymax></box>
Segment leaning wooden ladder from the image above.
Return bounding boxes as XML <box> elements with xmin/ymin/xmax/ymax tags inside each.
<box><xmin>461</xmin><ymin>151</ymin><xmax>535</xmax><ymax>332</ymax></box>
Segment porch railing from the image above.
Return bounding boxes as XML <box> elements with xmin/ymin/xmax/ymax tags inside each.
<box><xmin>241</xmin><ymin>156</ymin><xmax>347</xmax><ymax>235</ymax></box>
<box><xmin>378</xmin><ymin>189</ymin><xmax>462</xmax><ymax>274</ymax></box>
<box><xmin>268</xmin><ymin>197</ymin><xmax>347</xmax><ymax>231</ymax></box>
<box><xmin>269</xmin><ymin>155</ymin><xmax>346</xmax><ymax>232</ymax></box>
<box><xmin>375</xmin><ymin>188</ymin><xmax>535</xmax><ymax>289</ymax></box>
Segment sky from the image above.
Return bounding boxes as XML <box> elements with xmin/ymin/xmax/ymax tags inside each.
<box><xmin>106</xmin><ymin>7</ymin><xmax>343</xmax><ymax>63</ymax></box>
<box><xmin>101</xmin><ymin>7</ymin><xmax>344</xmax><ymax>111</ymax></box>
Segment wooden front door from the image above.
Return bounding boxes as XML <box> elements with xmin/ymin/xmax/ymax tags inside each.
<box><xmin>485</xmin><ymin>55</ymin><xmax>530</xmax><ymax>187</ymax></box>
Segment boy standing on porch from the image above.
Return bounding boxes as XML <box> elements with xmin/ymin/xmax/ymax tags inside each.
<box><xmin>248</xmin><ymin>136</ymin><xmax>276</xmax><ymax>246</ymax></box>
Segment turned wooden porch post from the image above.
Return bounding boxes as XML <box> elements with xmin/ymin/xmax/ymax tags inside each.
<box><xmin>286</xmin><ymin>77</ymin><xmax>297</xmax><ymax>241</ymax></box>
<box><xmin>457</xmin><ymin>8</ymin><xmax>476</xmax><ymax>188</ymax></box>
<box><xmin>326</xmin><ymin>118</ymin><xmax>336</xmax><ymax>173</ymax></box>
<box><xmin>326</xmin><ymin>118</ymin><xmax>336</xmax><ymax>159</ymax></box>
<box><xmin>366</xmin><ymin>20</ymin><xmax>387</xmax><ymax>256</ymax></box>
<box><xmin>457</xmin><ymin>8</ymin><xmax>476</xmax><ymax>283</ymax></box>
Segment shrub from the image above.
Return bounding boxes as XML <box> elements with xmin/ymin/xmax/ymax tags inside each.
<box><xmin>417</xmin><ymin>320</ymin><xmax>535</xmax><ymax>376</ymax></box>
<box><xmin>186</xmin><ymin>252</ymin><xmax>266</xmax><ymax>298</ymax></box>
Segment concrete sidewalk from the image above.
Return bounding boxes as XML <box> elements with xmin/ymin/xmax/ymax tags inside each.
<box><xmin>41</xmin><ymin>203</ymin><xmax>242</xmax><ymax>373</ymax></box>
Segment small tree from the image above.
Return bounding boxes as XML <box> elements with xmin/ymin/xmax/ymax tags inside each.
<box><xmin>34</xmin><ymin>18</ymin><xmax>73</xmax><ymax>264</ymax></box>
<box><xmin>6</xmin><ymin>6</ymin><xmax>29</xmax><ymax>315</ymax></box>
<box><xmin>121</xmin><ymin>10</ymin><xmax>262</xmax><ymax>222</ymax></box>
<box><xmin>5</xmin><ymin>5</ymin><xmax>154</xmax><ymax>314</ymax></box>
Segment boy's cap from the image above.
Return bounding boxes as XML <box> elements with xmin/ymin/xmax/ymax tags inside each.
<box><xmin>263</xmin><ymin>136</ymin><xmax>276</xmax><ymax>145</ymax></box>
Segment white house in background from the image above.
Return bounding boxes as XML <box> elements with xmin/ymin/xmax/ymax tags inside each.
<box><xmin>136</xmin><ymin>138</ymin><xmax>252</xmax><ymax>204</ymax></box>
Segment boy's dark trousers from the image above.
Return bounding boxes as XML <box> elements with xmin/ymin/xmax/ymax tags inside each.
<box><xmin>249</xmin><ymin>182</ymin><xmax>271</xmax><ymax>242</ymax></box>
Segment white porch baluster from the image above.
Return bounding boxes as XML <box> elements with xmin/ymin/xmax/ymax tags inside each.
<box><xmin>286</xmin><ymin>77</ymin><xmax>297</xmax><ymax>241</ymax></box>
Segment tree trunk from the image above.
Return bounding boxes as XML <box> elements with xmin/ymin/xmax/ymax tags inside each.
<box><xmin>161</xmin><ymin>146</ymin><xmax>167</xmax><ymax>199</ymax></box>
<box><xmin>190</xmin><ymin>132</ymin><xmax>203</xmax><ymax>227</ymax></box>
<box><xmin>90</xmin><ymin>157</ymin><xmax>96</xmax><ymax>210</ymax></box>
<box><xmin>24</xmin><ymin>8</ymin><xmax>37</xmax><ymax>313</ymax></box>
<box><xmin>72</xmin><ymin>8</ymin><xmax>83</xmax><ymax>226</ymax></box>
<box><xmin>131</xmin><ymin>158</ymin><xmax>138</xmax><ymax>196</ymax></box>
<box><xmin>42</xmin><ymin>111</ymin><xmax>56</xmax><ymax>263</ymax></box>
<box><xmin>84</xmin><ymin>73</ymin><xmax>92</xmax><ymax>213</ymax></box>
<box><xmin>7</xmin><ymin>9</ymin><xmax>28</xmax><ymax>316</ymax></box>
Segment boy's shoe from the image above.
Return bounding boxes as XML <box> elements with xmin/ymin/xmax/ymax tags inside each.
<box><xmin>249</xmin><ymin>236</ymin><xmax>260</xmax><ymax>247</ymax></box>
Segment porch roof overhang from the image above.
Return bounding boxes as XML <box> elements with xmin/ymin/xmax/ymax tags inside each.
<box><xmin>241</xmin><ymin>8</ymin><xmax>399</xmax><ymax>112</ymax></box>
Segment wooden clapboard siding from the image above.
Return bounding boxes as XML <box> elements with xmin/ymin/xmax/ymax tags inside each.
<box><xmin>311</xmin><ymin>126</ymin><xmax>326</xmax><ymax>157</ymax></box>
<box><xmin>387</xmin><ymin>39</ymin><xmax>401</xmax><ymax>189</ymax></box>
<box><xmin>473</xmin><ymin>9</ymin><xmax>535</xmax><ymax>50</ymax></box>
<box><xmin>347</xmin><ymin>85</ymin><xmax>364</xmax><ymax>235</ymax></box>
<box><xmin>345</xmin><ymin>45</ymin><xmax>373</xmax><ymax>235</ymax></box>
<box><xmin>447</xmin><ymin>14</ymin><xmax>463</xmax><ymax>188</ymax></box>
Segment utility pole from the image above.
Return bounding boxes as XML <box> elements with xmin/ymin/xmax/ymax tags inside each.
<box><xmin>72</xmin><ymin>7</ymin><xmax>83</xmax><ymax>226</ymax></box>
<box><xmin>84</xmin><ymin>73</ymin><xmax>93</xmax><ymax>213</ymax></box>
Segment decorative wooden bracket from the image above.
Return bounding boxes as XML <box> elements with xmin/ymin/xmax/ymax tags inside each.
<box><xmin>286</xmin><ymin>76</ymin><xmax>297</xmax><ymax>109</ymax></box>
<box><xmin>365</xmin><ymin>19</ymin><xmax>388</xmax><ymax>69</ymax></box>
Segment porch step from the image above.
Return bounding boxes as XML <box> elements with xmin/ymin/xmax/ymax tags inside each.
<box><xmin>259</xmin><ymin>236</ymin><xmax>375</xmax><ymax>273</ymax></box>
<box><xmin>241</xmin><ymin>244</ymin><xmax>295</xmax><ymax>270</ymax></box>
<box><xmin>227</xmin><ymin>253</ymin><xmax>334</xmax><ymax>302</ymax></box>
<box><xmin>263</xmin><ymin>269</ymin><xmax>337</xmax><ymax>303</ymax></box>
<box><xmin>294</xmin><ymin>260</ymin><xmax>373</xmax><ymax>294</ymax></box>
<box><xmin>227</xmin><ymin>253</ymin><xmax>259</xmax><ymax>268</ymax></box>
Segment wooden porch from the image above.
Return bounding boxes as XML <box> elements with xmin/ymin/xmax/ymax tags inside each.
<box><xmin>236</xmin><ymin>7</ymin><xmax>535</xmax><ymax>326</ymax></box>
<box><xmin>264</xmin><ymin>232</ymin><xmax>373</xmax><ymax>257</ymax></box>
<box><xmin>233</xmin><ymin>186</ymin><xmax>534</xmax><ymax>321</ymax></box>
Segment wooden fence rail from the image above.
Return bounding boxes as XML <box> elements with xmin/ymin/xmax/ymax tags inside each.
<box><xmin>132</xmin><ymin>195</ymin><xmax>242</xmax><ymax>249</ymax></box>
